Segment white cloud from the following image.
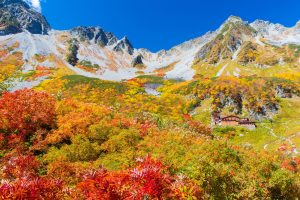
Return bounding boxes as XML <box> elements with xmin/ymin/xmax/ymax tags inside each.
<box><xmin>24</xmin><ymin>0</ymin><xmax>42</xmax><ymax>12</ymax></box>
<box><xmin>31</xmin><ymin>0</ymin><xmax>41</xmax><ymax>12</ymax></box>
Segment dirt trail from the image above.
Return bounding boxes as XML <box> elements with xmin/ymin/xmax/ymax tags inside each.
<box><xmin>264</xmin><ymin>130</ymin><xmax>300</xmax><ymax>155</ymax></box>
<box><xmin>263</xmin><ymin>127</ymin><xmax>279</xmax><ymax>150</ymax></box>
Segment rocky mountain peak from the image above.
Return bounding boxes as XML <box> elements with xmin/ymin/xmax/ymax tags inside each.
<box><xmin>113</xmin><ymin>36</ymin><xmax>134</xmax><ymax>55</ymax></box>
<box><xmin>225</xmin><ymin>15</ymin><xmax>244</xmax><ymax>24</ymax></box>
<box><xmin>70</xmin><ymin>26</ymin><xmax>117</xmax><ymax>46</ymax></box>
<box><xmin>70</xmin><ymin>27</ymin><xmax>134</xmax><ymax>55</ymax></box>
<box><xmin>221</xmin><ymin>16</ymin><xmax>252</xmax><ymax>30</ymax></box>
<box><xmin>218</xmin><ymin>16</ymin><xmax>246</xmax><ymax>31</ymax></box>
<box><xmin>120</xmin><ymin>36</ymin><xmax>131</xmax><ymax>44</ymax></box>
<box><xmin>0</xmin><ymin>0</ymin><xmax>50</xmax><ymax>35</ymax></box>
<box><xmin>195</xmin><ymin>16</ymin><xmax>257</xmax><ymax>64</ymax></box>
<box><xmin>70</xmin><ymin>26</ymin><xmax>100</xmax><ymax>40</ymax></box>
<box><xmin>219</xmin><ymin>15</ymin><xmax>255</xmax><ymax>38</ymax></box>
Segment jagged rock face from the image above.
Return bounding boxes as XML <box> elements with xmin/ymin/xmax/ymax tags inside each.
<box><xmin>105</xmin><ymin>32</ymin><xmax>118</xmax><ymax>46</ymax></box>
<box><xmin>70</xmin><ymin>27</ymin><xmax>134</xmax><ymax>55</ymax></box>
<box><xmin>70</xmin><ymin>26</ymin><xmax>117</xmax><ymax>46</ymax></box>
<box><xmin>250</xmin><ymin>20</ymin><xmax>286</xmax><ymax>36</ymax></box>
<box><xmin>0</xmin><ymin>0</ymin><xmax>50</xmax><ymax>35</ymax></box>
<box><xmin>113</xmin><ymin>37</ymin><xmax>134</xmax><ymax>55</ymax></box>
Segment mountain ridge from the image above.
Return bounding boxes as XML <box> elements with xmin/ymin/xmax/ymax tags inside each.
<box><xmin>0</xmin><ymin>0</ymin><xmax>299</xmax><ymax>84</ymax></box>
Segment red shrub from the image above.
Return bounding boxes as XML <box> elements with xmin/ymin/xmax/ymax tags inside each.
<box><xmin>0</xmin><ymin>89</ymin><xmax>56</xmax><ymax>148</ymax></box>
<box><xmin>0</xmin><ymin>178</ymin><xmax>66</xmax><ymax>200</ymax></box>
<box><xmin>76</xmin><ymin>156</ymin><xmax>202</xmax><ymax>199</ymax></box>
<box><xmin>128</xmin><ymin>156</ymin><xmax>173</xmax><ymax>199</ymax></box>
<box><xmin>76</xmin><ymin>169</ymin><xmax>130</xmax><ymax>199</ymax></box>
<box><xmin>1</xmin><ymin>154</ymin><xmax>40</xmax><ymax>180</ymax></box>
<box><xmin>281</xmin><ymin>157</ymin><xmax>300</xmax><ymax>173</ymax></box>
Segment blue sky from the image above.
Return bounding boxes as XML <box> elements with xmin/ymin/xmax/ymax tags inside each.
<box><xmin>41</xmin><ymin>0</ymin><xmax>300</xmax><ymax>52</ymax></box>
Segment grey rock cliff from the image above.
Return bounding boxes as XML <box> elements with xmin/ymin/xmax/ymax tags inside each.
<box><xmin>70</xmin><ymin>26</ymin><xmax>118</xmax><ymax>46</ymax></box>
<box><xmin>0</xmin><ymin>0</ymin><xmax>50</xmax><ymax>35</ymax></box>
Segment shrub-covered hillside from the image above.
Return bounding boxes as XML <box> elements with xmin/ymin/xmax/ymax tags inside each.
<box><xmin>0</xmin><ymin>71</ymin><xmax>300</xmax><ymax>199</ymax></box>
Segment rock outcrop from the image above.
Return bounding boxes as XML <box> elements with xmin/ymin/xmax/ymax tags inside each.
<box><xmin>132</xmin><ymin>54</ymin><xmax>144</xmax><ymax>67</ymax></box>
<box><xmin>0</xmin><ymin>0</ymin><xmax>51</xmax><ymax>35</ymax></box>
<box><xmin>70</xmin><ymin>26</ymin><xmax>117</xmax><ymax>46</ymax></box>
<box><xmin>71</xmin><ymin>27</ymin><xmax>134</xmax><ymax>55</ymax></box>
<box><xmin>113</xmin><ymin>37</ymin><xmax>134</xmax><ymax>55</ymax></box>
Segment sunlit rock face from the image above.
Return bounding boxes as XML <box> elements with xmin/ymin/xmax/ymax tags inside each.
<box><xmin>0</xmin><ymin>0</ymin><xmax>50</xmax><ymax>35</ymax></box>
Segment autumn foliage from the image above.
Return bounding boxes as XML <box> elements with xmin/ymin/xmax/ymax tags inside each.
<box><xmin>75</xmin><ymin>156</ymin><xmax>197</xmax><ymax>199</ymax></box>
<box><xmin>0</xmin><ymin>87</ymin><xmax>299</xmax><ymax>199</ymax></box>
<box><xmin>0</xmin><ymin>178</ymin><xmax>66</xmax><ymax>200</ymax></box>
<box><xmin>0</xmin><ymin>154</ymin><xmax>201</xmax><ymax>199</ymax></box>
<box><xmin>0</xmin><ymin>89</ymin><xmax>56</xmax><ymax>148</ymax></box>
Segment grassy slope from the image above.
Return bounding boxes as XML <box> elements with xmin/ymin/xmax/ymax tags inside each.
<box><xmin>230</xmin><ymin>97</ymin><xmax>300</xmax><ymax>150</ymax></box>
<box><xmin>192</xmin><ymin>98</ymin><xmax>212</xmax><ymax>126</ymax></box>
